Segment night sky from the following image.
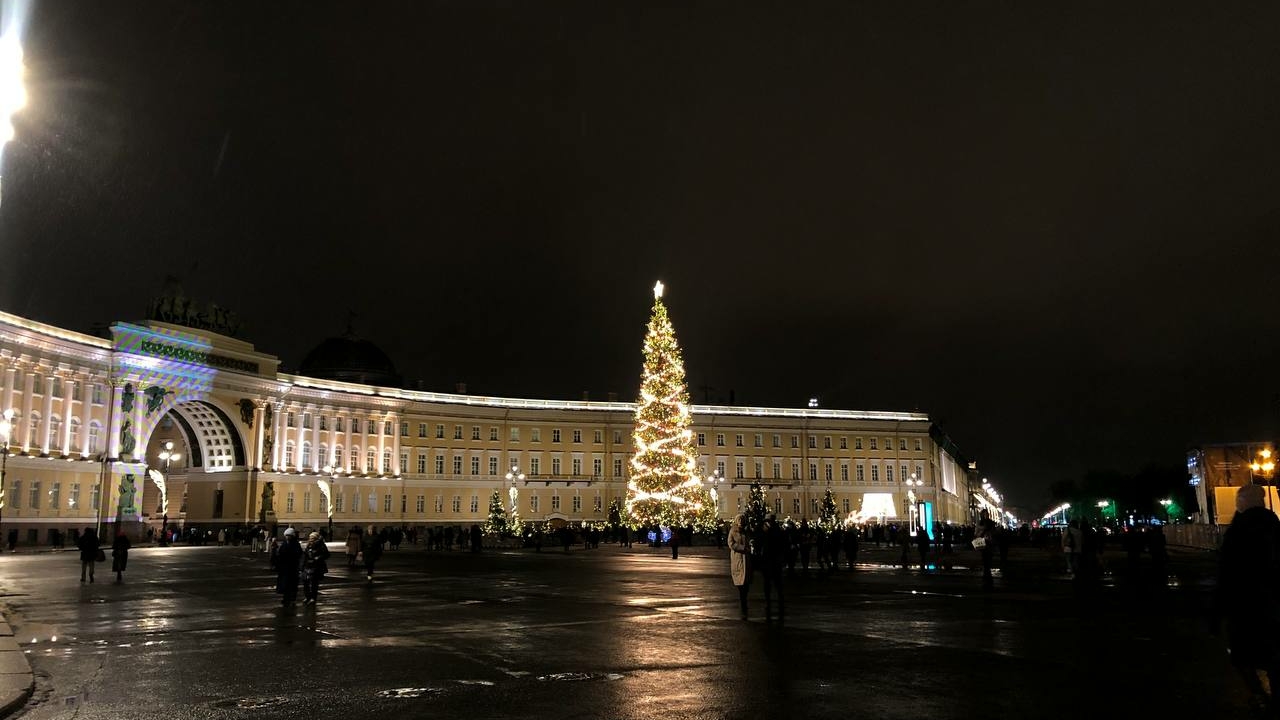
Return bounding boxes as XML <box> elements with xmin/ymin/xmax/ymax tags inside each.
<box><xmin>2</xmin><ymin>2</ymin><xmax>1279</xmax><ymax>510</ymax></box>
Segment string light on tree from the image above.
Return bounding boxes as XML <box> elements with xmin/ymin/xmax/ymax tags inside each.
<box><xmin>625</xmin><ymin>281</ymin><xmax>718</xmax><ymax>532</ymax></box>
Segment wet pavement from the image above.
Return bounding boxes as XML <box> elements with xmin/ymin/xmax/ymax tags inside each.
<box><xmin>0</xmin><ymin>540</ymin><xmax>1256</xmax><ymax>719</ymax></box>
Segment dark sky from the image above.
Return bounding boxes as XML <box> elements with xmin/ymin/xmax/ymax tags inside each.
<box><xmin>3</xmin><ymin>2</ymin><xmax>1280</xmax><ymax>510</ymax></box>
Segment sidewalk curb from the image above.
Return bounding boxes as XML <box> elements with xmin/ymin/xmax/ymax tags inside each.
<box><xmin>0</xmin><ymin>617</ymin><xmax>32</xmax><ymax>720</ymax></box>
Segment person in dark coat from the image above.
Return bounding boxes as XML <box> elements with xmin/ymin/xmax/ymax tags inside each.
<box><xmin>977</xmin><ymin>510</ymin><xmax>997</xmax><ymax>589</ymax></box>
<box><xmin>760</xmin><ymin>514</ymin><xmax>786</xmax><ymax>621</ymax></box>
<box><xmin>669</xmin><ymin>526</ymin><xmax>681</xmax><ymax>559</ymax></box>
<box><xmin>302</xmin><ymin>531</ymin><xmax>330</xmax><ymax>604</ymax></box>
<box><xmin>470</xmin><ymin>523</ymin><xmax>482</xmax><ymax>552</ymax></box>
<box><xmin>111</xmin><ymin>530</ymin><xmax>131</xmax><ymax>583</ymax></box>
<box><xmin>1215</xmin><ymin>484</ymin><xmax>1280</xmax><ymax>715</ymax></box>
<box><xmin>362</xmin><ymin>528</ymin><xmax>383</xmax><ymax>582</ymax></box>
<box><xmin>77</xmin><ymin>527</ymin><xmax>99</xmax><ymax>583</ymax></box>
<box><xmin>275</xmin><ymin>528</ymin><xmax>302</xmax><ymax>606</ymax></box>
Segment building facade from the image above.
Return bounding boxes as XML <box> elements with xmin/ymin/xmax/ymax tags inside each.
<box><xmin>0</xmin><ymin>309</ymin><xmax>974</xmax><ymax>544</ymax></box>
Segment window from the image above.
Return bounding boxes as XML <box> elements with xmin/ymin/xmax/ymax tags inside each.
<box><xmin>470</xmin><ymin>456</ymin><xmax>479</xmax><ymax>475</ymax></box>
<box><xmin>510</xmin><ymin>427</ymin><xmax>520</xmax><ymax>442</ymax></box>
<box><xmin>552</xmin><ymin>429</ymin><xmax>561</xmax><ymax>443</ymax></box>
<box><xmin>572</xmin><ymin>496</ymin><xmax>581</xmax><ymax>512</ymax></box>
<box><xmin>436</xmin><ymin>424</ymin><xmax>445</xmax><ymax>439</ymax></box>
<box><xmin>435</xmin><ymin>455</ymin><xmax>445</xmax><ymax>474</ymax></box>
<box><xmin>284</xmin><ymin>442</ymin><xmax>295</xmax><ymax>468</ymax></box>
<box><xmin>368</xmin><ymin>493</ymin><xmax>378</xmax><ymax>512</ymax></box>
<box><xmin>350</xmin><ymin>446</ymin><xmax>360</xmax><ymax>472</ymax></box>
<box><xmin>334</xmin><ymin>447</ymin><xmax>344</xmax><ymax>469</ymax></box>
<box><xmin>319</xmin><ymin>446</ymin><xmax>328</xmax><ymax>468</ymax></box>
<box><xmin>400</xmin><ymin>422</ymin><xmax>409</xmax><ymax>437</ymax></box>
<box><xmin>754</xmin><ymin>462</ymin><xmax>763</xmax><ymax>479</ymax></box>
<box><xmin>613</xmin><ymin>458</ymin><xmax>623</xmax><ymax>477</ymax></box>
<box><xmin>531</xmin><ymin>457</ymin><xmax>541</xmax><ymax>475</ymax></box>
<box><xmin>8</xmin><ymin>480</ymin><xmax>16</xmax><ymax>509</ymax></box>
<box><xmin>552</xmin><ymin>495</ymin><xmax>561</xmax><ymax>511</ymax></box>
<box><xmin>774</xmin><ymin>498</ymin><xmax>782</xmax><ymax>514</ymax></box>
<box><xmin>697</xmin><ymin>433</ymin><xmax>706</xmax><ymax>446</ymax></box>
<box><xmin>884</xmin><ymin>438</ymin><xmax>892</xmax><ymax>450</ymax></box>
<box><xmin>530</xmin><ymin>495</ymin><xmax>539</xmax><ymax>513</ymax></box>
<box><xmin>809</xmin><ymin>463</ymin><xmax>817</xmax><ymax>481</ymax></box>
<box><xmin>336</xmin><ymin>418</ymin><xmax>345</xmax><ymax>432</ymax></box>
<box><xmin>49</xmin><ymin>481</ymin><xmax>60</xmax><ymax>509</ymax></box>
<box><xmin>716</xmin><ymin>460</ymin><xmax>726</xmax><ymax>477</ymax></box>
<box><xmin>532</xmin><ymin>428</ymin><xmax>541</xmax><ymax>442</ymax></box>
<box><xmin>434</xmin><ymin>496</ymin><xmax>444</xmax><ymax>513</ymax></box>
<box><xmin>886</xmin><ymin>465</ymin><xmax>894</xmax><ymax>483</ymax></box>
<box><xmin>301</xmin><ymin>442</ymin><xmax>312</xmax><ymax>469</ymax></box>
<box><xmin>901</xmin><ymin>464</ymin><xmax>909</xmax><ymax>481</ymax></box>
<box><xmin>69</xmin><ymin>482</ymin><xmax>79</xmax><ymax>509</ymax></box>
<box><xmin>28</xmin><ymin>481</ymin><xmax>40</xmax><ymax>509</ymax></box>
<box><xmin>552</xmin><ymin>458</ymin><xmax>561</xmax><ymax>475</ymax></box>
<box><xmin>488</xmin><ymin>456</ymin><xmax>498</xmax><ymax>476</ymax></box>
<box><xmin>287</xmin><ymin>412</ymin><xmax>295</xmax><ymax>428</ymax></box>
<box><xmin>594</xmin><ymin>495</ymin><xmax>602</xmax><ymax>512</ymax></box>
<box><xmin>302</xmin><ymin>412</ymin><xmax>312</xmax><ymax>429</ymax></box>
<box><xmin>418</xmin><ymin>423</ymin><xmax>427</xmax><ymax>438</ymax></box>
<box><xmin>916</xmin><ymin>465</ymin><xmax>924</xmax><ymax>481</ymax></box>
<box><xmin>772</xmin><ymin>434</ymin><xmax>781</xmax><ymax>448</ymax></box>
<box><xmin>470</xmin><ymin>495</ymin><xmax>479</xmax><ymax>513</ymax></box>
<box><xmin>871</xmin><ymin>465</ymin><xmax>879</xmax><ymax>482</ymax></box>
<box><xmin>416</xmin><ymin>495</ymin><xmax>425</xmax><ymax>513</ymax></box>
<box><xmin>869</xmin><ymin>438</ymin><xmax>878</xmax><ymax>450</ymax></box>
<box><xmin>915</xmin><ymin>438</ymin><xmax>923</xmax><ymax>451</ymax></box>
<box><xmin>754</xmin><ymin>434</ymin><xmax>763</xmax><ymax>448</ymax></box>
<box><xmin>366</xmin><ymin>449</ymin><xmax>376</xmax><ymax>472</ymax></box>
<box><xmin>735</xmin><ymin>461</ymin><xmax>744</xmax><ymax>478</ymax></box>
<box><xmin>303</xmin><ymin>491</ymin><xmax>312</xmax><ymax>513</ymax></box>
<box><xmin>593</xmin><ymin>457</ymin><xmax>602</xmax><ymax>477</ymax></box>
<box><xmin>593</xmin><ymin>430</ymin><xmax>602</xmax><ymax>444</ymax></box>
<box><xmin>489</xmin><ymin>427</ymin><xmax>498</xmax><ymax>441</ymax></box>
<box><xmin>452</xmin><ymin>455</ymin><xmax>462</xmax><ymax>475</ymax></box>
<box><xmin>383</xmin><ymin>449</ymin><xmax>391</xmax><ymax>473</ymax></box>
<box><xmin>825</xmin><ymin>464</ymin><xmax>833</xmax><ymax>482</ymax></box>
<box><xmin>840</xmin><ymin>437</ymin><xmax>848</xmax><ymax>450</ymax></box>
<box><xmin>91</xmin><ymin>482</ymin><xmax>100</xmax><ymax>510</ymax></box>
<box><xmin>417</xmin><ymin>454</ymin><xmax>427</xmax><ymax>474</ymax></box>
<box><xmin>92</xmin><ymin>384</ymin><xmax>104</xmax><ymax>405</ymax></box>
<box><xmin>808</xmin><ymin>436</ymin><xmax>817</xmax><ymax>449</ymax></box>
<box><xmin>572</xmin><ymin>429</ymin><xmax>582</xmax><ymax>443</ymax></box>
<box><xmin>824</xmin><ymin>436</ymin><xmax>832</xmax><ymax>449</ymax></box>
<box><xmin>841</xmin><ymin>464</ymin><xmax>850</xmax><ymax>483</ymax></box>
<box><xmin>855</xmin><ymin>437</ymin><xmax>863</xmax><ymax>450</ymax></box>
<box><xmin>454</xmin><ymin>425</ymin><xmax>463</xmax><ymax>440</ymax></box>
<box><xmin>471</xmin><ymin>426</ymin><xmax>480</xmax><ymax>440</ymax></box>
<box><xmin>810</xmin><ymin>498</ymin><xmax>818</xmax><ymax>514</ymax></box>
<box><xmin>613</xmin><ymin>430</ymin><xmax>622</xmax><ymax>444</ymax></box>
<box><xmin>791</xmin><ymin>435</ymin><xmax>799</xmax><ymax>449</ymax></box>
<box><xmin>793</xmin><ymin>498</ymin><xmax>801</xmax><ymax>515</ymax></box>
<box><xmin>352</xmin><ymin>492</ymin><xmax>361</xmax><ymax>513</ymax></box>
<box><xmin>572</xmin><ymin>458</ymin><xmax>581</xmax><ymax>476</ymax></box>
<box><xmin>367</xmin><ymin>420</ymin><xmax>377</xmax><ymax>434</ymax></box>
<box><xmin>792</xmin><ymin>463</ymin><xmax>800</xmax><ymax>480</ymax></box>
<box><xmin>735</xmin><ymin>434</ymin><xmax>744</xmax><ymax>447</ymax></box>
<box><xmin>26</xmin><ymin>413</ymin><xmax>37</xmax><ymax>447</ymax></box>
<box><xmin>400</xmin><ymin>451</ymin><xmax>408</xmax><ymax>473</ymax></box>
<box><xmin>900</xmin><ymin>439</ymin><xmax>907</xmax><ymax>450</ymax></box>
<box><xmin>842</xmin><ymin>498</ymin><xmax>851</xmax><ymax>513</ymax></box>
<box><xmin>452</xmin><ymin>496</ymin><xmax>461</xmax><ymax>513</ymax></box>
<box><xmin>384</xmin><ymin>494</ymin><xmax>393</xmax><ymax>513</ymax></box>
<box><xmin>716</xmin><ymin>433</ymin><xmax>725</xmax><ymax>447</ymax></box>
<box><xmin>401</xmin><ymin>495</ymin><xmax>406</xmax><ymax>513</ymax></box>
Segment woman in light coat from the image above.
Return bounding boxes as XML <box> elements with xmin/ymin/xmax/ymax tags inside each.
<box><xmin>728</xmin><ymin>514</ymin><xmax>752</xmax><ymax>620</ymax></box>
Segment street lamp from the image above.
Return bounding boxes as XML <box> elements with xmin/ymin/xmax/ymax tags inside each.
<box><xmin>320</xmin><ymin>464</ymin><xmax>339</xmax><ymax>540</ymax></box>
<box><xmin>1159</xmin><ymin>498</ymin><xmax>1173</xmax><ymax>524</ymax></box>
<box><xmin>505</xmin><ymin>464</ymin><xmax>526</xmax><ymax>535</ymax></box>
<box><xmin>0</xmin><ymin>409</ymin><xmax>12</xmax><ymax>547</ymax></box>
<box><xmin>157</xmin><ymin>441</ymin><xmax>181</xmax><ymax>545</ymax></box>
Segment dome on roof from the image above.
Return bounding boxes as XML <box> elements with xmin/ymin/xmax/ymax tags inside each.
<box><xmin>298</xmin><ymin>333</ymin><xmax>401</xmax><ymax>388</ymax></box>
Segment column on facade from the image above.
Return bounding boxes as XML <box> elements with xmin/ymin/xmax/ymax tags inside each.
<box><xmin>1</xmin><ymin>363</ymin><xmax>14</xmax><ymax>417</ymax></box>
<box><xmin>131</xmin><ymin>382</ymin><xmax>146</xmax><ymax>462</ymax></box>
<box><xmin>391</xmin><ymin>412</ymin><xmax>401</xmax><ymax>476</ymax></box>
<box><xmin>327</xmin><ymin>408</ymin><xmax>339</xmax><ymax>471</ymax></box>
<box><xmin>377</xmin><ymin>413</ymin><xmax>387</xmax><ymax>476</ymax></box>
<box><xmin>311</xmin><ymin>407</ymin><xmax>322</xmax><ymax>473</ymax></box>
<box><xmin>344</xmin><ymin>410</ymin><xmax>355</xmax><ymax>473</ymax></box>
<box><xmin>60</xmin><ymin>377</ymin><xmax>75</xmax><ymax>455</ymax></box>
<box><xmin>271</xmin><ymin>401</ymin><xmax>285</xmax><ymax>470</ymax></box>
<box><xmin>19</xmin><ymin>367</ymin><xmax>34</xmax><ymax>452</ymax></box>
<box><xmin>252</xmin><ymin>401</ymin><xmax>267</xmax><ymax>470</ymax></box>
<box><xmin>106</xmin><ymin>380</ymin><xmax>122</xmax><ymax>458</ymax></box>
<box><xmin>40</xmin><ymin>374</ymin><xmax>55</xmax><ymax>454</ymax></box>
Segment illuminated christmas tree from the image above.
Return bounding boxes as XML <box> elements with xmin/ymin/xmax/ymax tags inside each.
<box><xmin>819</xmin><ymin>488</ymin><xmax>839</xmax><ymax>531</ymax></box>
<box><xmin>626</xmin><ymin>281</ymin><xmax>719</xmax><ymax>532</ymax></box>
<box><xmin>484</xmin><ymin>490</ymin><xmax>509</xmax><ymax>537</ymax></box>
<box><xmin>746</xmin><ymin>482</ymin><xmax>768</xmax><ymax>533</ymax></box>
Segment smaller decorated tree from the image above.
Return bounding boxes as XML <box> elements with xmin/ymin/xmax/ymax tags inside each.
<box><xmin>745</xmin><ymin>482</ymin><xmax>769</xmax><ymax>534</ymax></box>
<box><xmin>818</xmin><ymin>488</ymin><xmax>839</xmax><ymax>531</ymax></box>
<box><xmin>484</xmin><ymin>491</ymin><xmax>508</xmax><ymax>537</ymax></box>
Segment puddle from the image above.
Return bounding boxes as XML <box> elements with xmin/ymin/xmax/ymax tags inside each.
<box><xmin>212</xmin><ymin>696</ymin><xmax>290</xmax><ymax>710</ymax></box>
<box><xmin>536</xmin><ymin>672</ymin><xmax>624</xmax><ymax>682</ymax></box>
<box><xmin>455</xmin><ymin>680</ymin><xmax>495</xmax><ymax>686</ymax></box>
<box><xmin>376</xmin><ymin>687</ymin><xmax>444</xmax><ymax>699</ymax></box>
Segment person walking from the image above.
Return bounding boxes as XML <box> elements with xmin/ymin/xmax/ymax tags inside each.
<box><xmin>302</xmin><ymin>532</ymin><xmax>330</xmax><ymax>604</ymax></box>
<box><xmin>670</xmin><ymin>526</ymin><xmax>681</xmax><ymax>559</ymax></box>
<box><xmin>362</xmin><ymin>528</ymin><xmax>383</xmax><ymax>582</ymax></box>
<box><xmin>111</xmin><ymin>529</ymin><xmax>131</xmax><ymax>583</ymax></box>
<box><xmin>77</xmin><ymin>527</ymin><xmax>100</xmax><ymax>583</ymax></box>
<box><xmin>728</xmin><ymin>514</ymin><xmax>752</xmax><ymax>620</ymax></box>
<box><xmin>275</xmin><ymin>528</ymin><xmax>302</xmax><ymax>607</ymax></box>
<box><xmin>1214</xmin><ymin>483</ymin><xmax>1280</xmax><ymax>716</ymax></box>
<box><xmin>761</xmin><ymin>514</ymin><xmax>786</xmax><ymax>621</ymax></box>
<box><xmin>345</xmin><ymin>526</ymin><xmax>361</xmax><ymax>569</ymax></box>
<box><xmin>976</xmin><ymin>510</ymin><xmax>997</xmax><ymax>589</ymax></box>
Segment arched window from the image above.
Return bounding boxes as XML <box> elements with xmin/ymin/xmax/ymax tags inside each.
<box><xmin>284</xmin><ymin>441</ymin><xmax>295</xmax><ymax>469</ymax></box>
<box><xmin>318</xmin><ymin>444</ymin><xmax>328</xmax><ymax>468</ymax></box>
<box><xmin>366</xmin><ymin>448</ymin><xmax>376</xmax><ymax>473</ymax></box>
<box><xmin>350</xmin><ymin>446</ymin><xmax>360</xmax><ymax>472</ymax></box>
<box><xmin>301</xmin><ymin>442</ymin><xmax>312</xmax><ymax>470</ymax></box>
<box><xmin>382</xmin><ymin>449</ymin><xmax>391</xmax><ymax>474</ymax></box>
<box><xmin>48</xmin><ymin>415</ymin><xmax>61</xmax><ymax>449</ymax></box>
<box><xmin>69</xmin><ymin>419</ymin><xmax>80</xmax><ymax>451</ymax></box>
<box><xmin>27</xmin><ymin>412</ymin><xmax>39</xmax><ymax>447</ymax></box>
<box><xmin>88</xmin><ymin>422</ymin><xmax>101</xmax><ymax>454</ymax></box>
<box><xmin>333</xmin><ymin>446</ymin><xmax>343</xmax><ymax>470</ymax></box>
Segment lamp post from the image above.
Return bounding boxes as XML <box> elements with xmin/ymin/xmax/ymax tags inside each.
<box><xmin>0</xmin><ymin>410</ymin><xmax>12</xmax><ymax>547</ymax></box>
<box><xmin>1159</xmin><ymin>498</ymin><xmax>1173</xmax><ymax>524</ymax></box>
<box><xmin>157</xmin><ymin>441</ymin><xmax>180</xmax><ymax>545</ymax></box>
<box><xmin>904</xmin><ymin>473</ymin><xmax>923</xmax><ymax>535</ymax></box>
<box><xmin>321</xmin><ymin>464</ymin><xmax>339</xmax><ymax>540</ymax></box>
<box><xmin>505</xmin><ymin>464</ymin><xmax>525</xmax><ymax>533</ymax></box>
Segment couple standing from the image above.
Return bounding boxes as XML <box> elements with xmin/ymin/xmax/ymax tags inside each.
<box><xmin>728</xmin><ymin>513</ymin><xmax>785</xmax><ymax>621</ymax></box>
